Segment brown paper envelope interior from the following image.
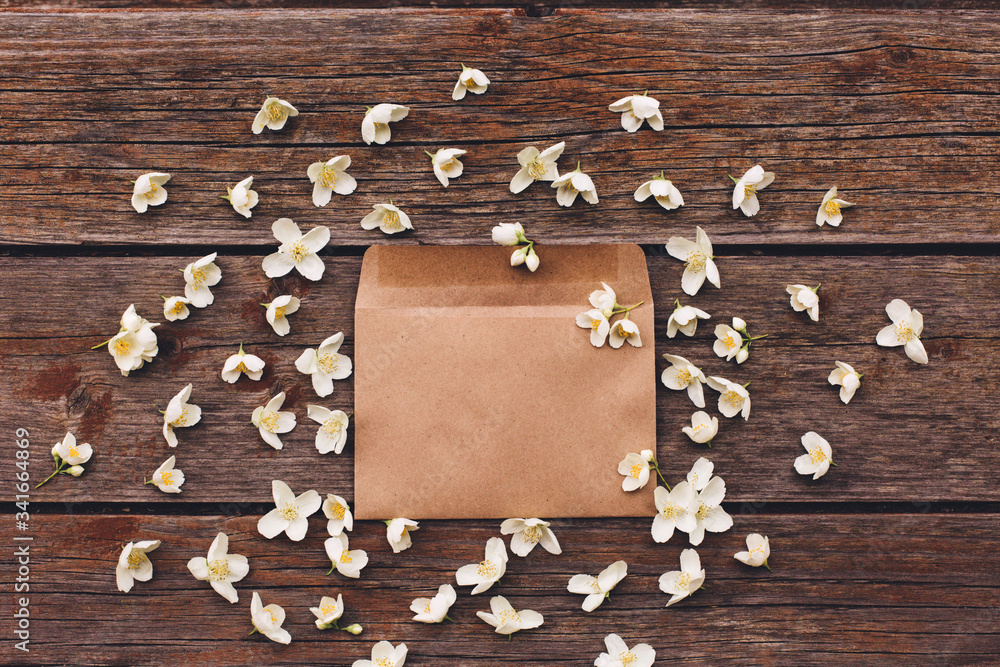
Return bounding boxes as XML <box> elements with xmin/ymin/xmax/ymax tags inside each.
<box><xmin>354</xmin><ymin>245</ymin><xmax>656</xmax><ymax>519</ymax></box>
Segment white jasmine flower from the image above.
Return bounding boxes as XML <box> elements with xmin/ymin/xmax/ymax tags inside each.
<box><xmin>186</xmin><ymin>532</ymin><xmax>249</xmax><ymax>603</ymax></box>
<box><xmin>876</xmin><ymin>299</ymin><xmax>928</xmax><ymax>364</ymax></box>
<box><xmin>713</xmin><ymin>323</ymin><xmax>743</xmax><ymax>361</ymax></box>
<box><xmin>589</xmin><ymin>282</ymin><xmax>617</xmax><ymax>317</ymax></box>
<box><xmin>552</xmin><ymin>162</ymin><xmax>598</xmax><ymax>207</ymax></box>
<box><xmin>262</xmin><ymin>218</ymin><xmax>330</xmax><ymax>281</ymax></box>
<box><xmin>686</xmin><ymin>456</ymin><xmax>714</xmax><ymax>491</ymax></box>
<box><xmin>257</xmin><ymin>480</ymin><xmax>321</xmax><ymax>541</ymax></box>
<box><xmin>310</xmin><ymin>594</ymin><xmax>344</xmax><ymax>629</ymax></box>
<box><xmin>146</xmin><ymin>455</ymin><xmax>185</xmax><ymax>494</ymax></box>
<box><xmin>634</xmin><ymin>172</ymin><xmax>683</xmax><ymax>210</ymax></box>
<box><xmin>162</xmin><ymin>383</ymin><xmax>201</xmax><ymax>447</ymax></box>
<box><xmin>322</xmin><ymin>493</ymin><xmax>353</xmax><ymax>536</ymax></box>
<box><xmin>250</xmin><ymin>592</ymin><xmax>291</xmax><ymax>644</ymax></box>
<box><xmin>223</xmin><ymin>176</ymin><xmax>258</xmax><ymax>218</ymax></box>
<box><xmin>492</xmin><ymin>222</ymin><xmax>526</xmax><ymax>246</ymax></box>
<box><xmin>183</xmin><ymin>253</ymin><xmax>222</xmax><ymax>308</ymax></box>
<box><xmin>787</xmin><ymin>284</ymin><xmax>820</xmax><ymax>322</ymax></box>
<box><xmin>576</xmin><ymin>308</ymin><xmax>610</xmax><ymax>347</ymax></box>
<box><xmin>386</xmin><ymin>518</ymin><xmax>419</xmax><ymax>553</ymax></box>
<box><xmin>477</xmin><ymin>595</ymin><xmax>544</xmax><ymax>636</ymax></box>
<box><xmin>667</xmin><ymin>300</ymin><xmax>711</xmax><ymax>338</ymax></box>
<box><xmin>361</xmin><ymin>201</ymin><xmax>413</xmax><ymax>234</ymax></box>
<box><xmin>456</xmin><ymin>537</ymin><xmax>507</xmax><ymax>594</ymax></box>
<box><xmin>428</xmin><ymin>148</ymin><xmax>467</xmax><ymax>187</ymax></box>
<box><xmin>361</xmin><ymin>103</ymin><xmax>410</xmax><ymax>145</ymax></box>
<box><xmin>162</xmin><ymin>296</ymin><xmax>191</xmax><ymax>322</ymax></box>
<box><xmin>500</xmin><ymin>518</ymin><xmax>561</xmax><ymax>557</ymax></box>
<box><xmin>307</xmin><ymin>405</ymin><xmax>350</xmax><ymax>454</ymax></box>
<box><xmin>660</xmin><ymin>353</ymin><xmax>707</xmax><ymax>408</ymax></box>
<box><xmin>617</xmin><ymin>449</ymin><xmax>655</xmax><ymax>491</ymax></box>
<box><xmin>307</xmin><ymin>155</ymin><xmax>357</xmax><ymax>207</ymax></box>
<box><xmin>652</xmin><ymin>482</ymin><xmax>696</xmax><ymax>544</ymax></box>
<box><xmin>38</xmin><ymin>431</ymin><xmax>92</xmax><ymax>488</ymax></box>
<box><xmin>411</xmin><ymin>584</ymin><xmax>457</xmax><ymax>623</ymax></box>
<box><xmin>658</xmin><ymin>548</ymin><xmax>705</xmax><ymax>607</ymax></box>
<box><xmin>262</xmin><ymin>295</ymin><xmax>300</xmax><ymax>336</ymax></box>
<box><xmin>116</xmin><ymin>540</ymin><xmax>161</xmax><ymax>593</ymax></box>
<box><xmin>608</xmin><ymin>93</ymin><xmax>664</xmax><ymax>132</ymax></box>
<box><xmin>452</xmin><ymin>64</ymin><xmax>490</xmax><ymax>100</ymax></box>
<box><xmin>510</xmin><ymin>141</ymin><xmax>564</xmax><ymax>193</ymax></box>
<box><xmin>353</xmin><ymin>641</ymin><xmax>407</xmax><ymax>667</ymax></box>
<box><xmin>567</xmin><ymin>560</ymin><xmax>627</xmax><ymax>612</ymax></box>
<box><xmin>666</xmin><ymin>226</ymin><xmax>719</xmax><ymax>296</ymax></box>
<box><xmin>595</xmin><ymin>634</ymin><xmax>656</xmax><ymax>667</ymax></box>
<box><xmin>324</xmin><ymin>533</ymin><xmax>369</xmax><ymax>578</ymax></box>
<box><xmin>252</xmin><ymin>96</ymin><xmax>298</xmax><ymax>134</ymax></box>
<box><xmin>730</xmin><ymin>165</ymin><xmax>775</xmax><ymax>217</ymax></box>
<box><xmin>221</xmin><ymin>343</ymin><xmax>265</xmax><ymax>383</ymax></box>
<box><xmin>689</xmin><ymin>475</ymin><xmax>733</xmax><ymax>546</ymax></box>
<box><xmin>683</xmin><ymin>411</ymin><xmax>719</xmax><ymax>446</ymax></box>
<box><xmin>251</xmin><ymin>392</ymin><xmax>296</xmax><ymax>450</ymax></box>
<box><xmin>735</xmin><ymin>533</ymin><xmax>771</xmax><ymax>570</ymax></box>
<box><xmin>609</xmin><ymin>318</ymin><xmax>641</xmax><ymax>348</ymax></box>
<box><xmin>131</xmin><ymin>172</ymin><xmax>171</xmax><ymax>213</ymax></box>
<box><xmin>295</xmin><ymin>332</ymin><xmax>353</xmax><ymax>397</ymax></box>
<box><xmin>828</xmin><ymin>361</ymin><xmax>862</xmax><ymax>404</ymax></box>
<box><xmin>105</xmin><ymin>304</ymin><xmax>159</xmax><ymax>376</ymax></box>
<box><xmin>706</xmin><ymin>376</ymin><xmax>751</xmax><ymax>420</ymax></box>
<box><xmin>816</xmin><ymin>186</ymin><xmax>854</xmax><ymax>227</ymax></box>
<box><xmin>794</xmin><ymin>431</ymin><xmax>834</xmax><ymax>480</ymax></box>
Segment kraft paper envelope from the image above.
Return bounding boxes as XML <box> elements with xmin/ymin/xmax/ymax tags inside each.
<box><xmin>354</xmin><ymin>244</ymin><xmax>656</xmax><ymax>520</ymax></box>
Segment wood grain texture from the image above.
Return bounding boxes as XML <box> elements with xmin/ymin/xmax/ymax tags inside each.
<box><xmin>2</xmin><ymin>254</ymin><xmax>997</xmax><ymax>503</ymax></box>
<box><xmin>2</xmin><ymin>9</ymin><xmax>1000</xmax><ymax>246</ymax></box>
<box><xmin>3</xmin><ymin>512</ymin><xmax>998</xmax><ymax>666</ymax></box>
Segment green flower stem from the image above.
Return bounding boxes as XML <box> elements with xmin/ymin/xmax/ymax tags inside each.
<box><xmin>35</xmin><ymin>462</ymin><xmax>67</xmax><ymax>488</ymax></box>
<box><xmin>325</xmin><ymin>564</ymin><xmax>336</xmax><ymax>575</ymax></box>
<box><xmin>649</xmin><ymin>461</ymin><xmax>671</xmax><ymax>491</ymax></box>
<box><xmin>727</xmin><ymin>174</ymin><xmax>739</xmax><ymax>184</ymax></box>
<box><xmin>90</xmin><ymin>337</ymin><xmax>113</xmax><ymax>350</ymax></box>
<box><xmin>763</xmin><ymin>560</ymin><xmax>772</xmax><ymax>572</ymax></box>
<box><xmin>248</xmin><ymin>627</ymin><xmax>259</xmax><ymax>636</ymax></box>
<box><xmin>742</xmin><ymin>381</ymin><xmax>752</xmax><ymax>388</ymax></box>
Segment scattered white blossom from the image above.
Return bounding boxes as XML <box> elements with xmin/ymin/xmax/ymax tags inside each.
<box><xmin>608</xmin><ymin>93</ymin><xmax>664</xmax><ymax>132</ymax></box>
<box><xmin>295</xmin><ymin>332</ymin><xmax>353</xmax><ymax>397</ymax></box>
<box><xmin>634</xmin><ymin>172</ymin><xmax>683</xmax><ymax>210</ymax></box>
<box><xmin>609</xmin><ymin>317</ymin><xmax>641</xmax><ymax>348</ymax></box>
<box><xmin>452</xmin><ymin>65</ymin><xmax>490</xmax><ymax>100</ymax></box>
<box><xmin>617</xmin><ymin>449</ymin><xmax>655</xmax><ymax>492</ymax></box>
<box><xmin>567</xmin><ymin>560</ymin><xmax>627</xmax><ymax>612</ymax></box>
<box><xmin>687</xmin><ymin>464</ymin><xmax>733</xmax><ymax>546</ymax></box>
<box><xmin>322</xmin><ymin>493</ymin><xmax>353</xmax><ymax>536</ymax></box>
<box><xmin>262</xmin><ymin>295</ymin><xmax>300</xmax><ymax>337</ymax></box>
<box><xmin>552</xmin><ymin>162</ymin><xmax>598</xmax><ymax>207</ymax></box>
<box><xmin>162</xmin><ymin>383</ymin><xmax>201</xmax><ymax>447</ymax></box>
<box><xmin>262</xmin><ymin>218</ymin><xmax>330</xmax><ymax>281</ymax></box>
<box><xmin>456</xmin><ymin>537</ymin><xmax>507</xmax><ymax>594</ymax></box>
<box><xmin>713</xmin><ymin>323</ymin><xmax>743</xmax><ymax>362</ymax></box>
<box><xmin>223</xmin><ymin>176</ymin><xmax>258</xmax><ymax>218</ymax></box>
<box><xmin>595</xmin><ymin>634</ymin><xmax>656</xmax><ymax>667</ymax></box>
<box><xmin>477</xmin><ymin>595</ymin><xmax>544</xmax><ymax>636</ymax></box>
<box><xmin>428</xmin><ymin>148</ymin><xmax>467</xmax><ymax>187</ymax></box>
<box><xmin>658</xmin><ymin>548</ymin><xmax>705</xmax><ymax>607</ymax></box>
<box><xmin>146</xmin><ymin>455</ymin><xmax>185</xmax><ymax>494</ymax></box>
<box><xmin>325</xmin><ymin>533</ymin><xmax>369</xmax><ymax>578</ymax></box>
<box><xmin>186</xmin><ymin>532</ymin><xmax>249</xmax><ymax>603</ymax></box>
<box><xmin>252</xmin><ymin>96</ymin><xmax>298</xmax><ymax>134</ymax></box>
<box><xmin>38</xmin><ymin>432</ymin><xmax>92</xmax><ymax>488</ymax></box>
<box><xmin>250</xmin><ymin>591</ymin><xmax>291</xmax><ymax>644</ymax></box>
<box><xmin>310</xmin><ymin>594</ymin><xmax>344</xmax><ymax>630</ymax></box>
<box><xmin>730</xmin><ymin>165</ymin><xmax>775</xmax><ymax>217</ymax></box>
<box><xmin>362</xmin><ymin>104</ymin><xmax>410</xmax><ymax>145</ymax></box>
<box><xmin>828</xmin><ymin>361</ymin><xmax>862</xmax><ymax>404</ymax></box>
<box><xmin>251</xmin><ymin>392</ymin><xmax>297</xmax><ymax>450</ymax></box>
<box><xmin>105</xmin><ymin>304</ymin><xmax>159</xmax><ymax>376</ymax></box>
<box><xmin>510</xmin><ymin>142</ymin><xmax>564</xmax><ymax>193</ymax></box>
<box><xmin>307</xmin><ymin>405</ymin><xmax>350</xmax><ymax>454</ymax></box>
<box><xmin>683</xmin><ymin>411</ymin><xmax>719</xmax><ymax>446</ymax></box>
<box><xmin>131</xmin><ymin>172</ymin><xmax>171</xmax><ymax>213</ymax></box>
<box><xmin>411</xmin><ymin>584</ymin><xmax>457</xmax><ymax>623</ymax></box>
<box><xmin>787</xmin><ymin>284</ymin><xmax>820</xmax><ymax>322</ymax></box>
<box><xmin>258</xmin><ymin>480</ymin><xmax>321</xmax><ymax>541</ymax></box>
<box><xmin>706</xmin><ymin>376</ymin><xmax>751</xmax><ymax>420</ymax></box>
<box><xmin>794</xmin><ymin>431</ymin><xmax>834</xmax><ymax>480</ymax></box>
<box><xmin>652</xmin><ymin>482</ymin><xmax>696</xmax><ymax>543</ymax></box>
<box><xmin>816</xmin><ymin>186</ymin><xmax>854</xmax><ymax>227</ymax></box>
<box><xmin>221</xmin><ymin>343</ymin><xmax>265</xmax><ymax>383</ymax></box>
<box><xmin>116</xmin><ymin>540</ymin><xmax>161</xmax><ymax>593</ymax></box>
<box><xmin>361</xmin><ymin>201</ymin><xmax>413</xmax><ymax>234</ymax></box>
<box><xmin>183</xmin><ymin>253</ymin><xmax>222</xmax><ymax>308</ymax></box>
<box><xmin>353</xmin><ymin>641</ymin><xmax>407</xmax><ymax>667</ymax></box>
<box><xmin>162</xmin><ymin>296</ymin><xmax>191</xmax><ymax>322</ymax></box>
<box><xmin>307</xmin><ymin>155</ymin><xmax>357</xmax><ymax>207</ymax></box>
<box><xmin>386</xmin><ymin>518</ymin><xmax>419</xmax><ymax>553</ymax></box>
<box><xmin>876</xmin><ymin>299</ymin><xmax>928</xmax><ymax>364</ymax></box>
<box><xmin>735</xmin><ymin>533</ymin><xmax>771</xmax><ymax>570</ymax></box>
<box><xmin>576</xmin><ymin>308</ymin><xmax>610</xmax><ymax>347</ymax></box>
<box><xmin>500</xmin><ymin>518</ymin><xmax>561</xmax><ymax>557</ymax></box>
<box><xmin>660</xmin><ymin>353</ymin><xmax>707</xmax><ymax>408</ymax></box>
<box><xmin>666</xmin><ymin>227</ymin><xmax>719</xmax><ymax>296</ymax></box>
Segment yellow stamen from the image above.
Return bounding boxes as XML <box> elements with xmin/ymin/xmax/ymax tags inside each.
<box><xmin>497</xmin><ymin>608</ymin><xmax>520</xmax><ymax>624</ymax></box>
<box><xmin>68</xmin><ymin>446</ymin><xmax>80</xmax><ymax>458</ymax></box>
<box><xmin>809</xmin><ymin>447</ymin><xmax>827</xmax><ymax>465</ymax></box>
<box><xmin>288</xmin><ymin>241</ymin><xmax>308</xmax><ymax>264</ymax></box>
<box><xmin>273</xmin><ymin>306</ymin><xmax>286</xmax><ymax>319</ymax></box>
<box><xmin>620</xmin><ymin>651</ymin><xmax>638</xmax><ymax>666</ymax></box>
<box><xmin>321</xmin><ymin>603</ymin><xmax>337</xmax><ymax>617</ymax></box>
<box><xmin>675</xmin><ymin>572</ymin><xmax>691</xmax><ymax>590</ymax></box>
<box><xmin>744</xmin><ymin>183</ymin><xmax>757</xmax><ymax>199</ymax></box>
<box><xmin>323</xmin><ymin>418</ymin><xmax>343</xmax><ymax>437</ymax></box>
<box><xmin>159</xmin><ymin>470</ymin><xmax>175</xmax><ymax>487</ymax></box>
<box><xmin>320</xmin><ymin>166</ymin><xmax>338</xmax><ymax>188</ymax></box>
<box><xmin>382</xmin><ymin>210</ymin><xmax>401</xmax><ymax>230</ymax></box>
<box><xmin>265</xmin><ymin>103</ymin><xmax>287</xmax><ymax>123</ymax></box>
<box><xmin>895</xmin><ymin>321</ymin><xmax>915</xmax><ymax>342</ymax></box>
<box><xmin>629</xmin><ymin>463</ymin><xmax>644</xmax><ymax>480</ymax></box>
<box><xmin>723</xmin><ymin>390</ymin><xmax>743</xmax><ymax>408</ymax></box>
<box><xmin>685</xmin><ymin>251</ymin><xmax>706</xmax><ymax>274</ymax></box>
<box><xmin>318</xmin><ymin>352</ymin><xmax>339</xmax><ymax>374</ymax></box>
<box><xmin>527</xmin><ymin>160</ymin><xmax>547</xmax><ymax>180</ymax></box>
<box><xmin>207</xmin><ymin>559</ymin><xmax>230</xmax><ymax>581</ymax></box>
<box><xmin>340</xmin><ymin>551</ymin><xmax>353</xmax><ymax>564</ymax></box>
<box><xmin>824</xmin><ymin>199</ymin><xmax>841</xmax><ymax>216</ymax></box>
<box><xmin>260</xmin><ymin>411</ymin><xmax>280</xmax><ymax>432</ymax></box>
<box><xmin>279</xmin><ymin>504</ymin><xmax>299</xmax><ymax>520</ymax></box>
<box><xmin>112</xmin><ymin>337</ymin><xmax>132</xmax><ymax>356</ymax></box>
<box><xmin>522</xmin><ymin>525</ymin><xmax>542</xmax><ymax>545</ymax></box>
<box><xmin>329</xmin><ymin>502</ymin><xmax>346</xmax><ymax>519</ymax></box>
<box><xmin>476</xmin><ymin>560</ymin><xmax>497</xmax><ymax>578</ymax></box>
<box><xmin>127</xmin><ymin>551</ymin><xmax>143</xmax><ymax>569</ymax></box>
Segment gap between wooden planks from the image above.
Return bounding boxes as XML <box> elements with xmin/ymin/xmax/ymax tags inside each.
<box><xmin>1</xmin><ymin>254</ymin><xmax>997</xmax><ymax>504</ymax></box>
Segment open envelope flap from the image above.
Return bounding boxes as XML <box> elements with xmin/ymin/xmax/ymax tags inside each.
<box><xmin>354</xmin><ymin>245</ymin><xmax>656</xmax><ymax>519</ymax></box>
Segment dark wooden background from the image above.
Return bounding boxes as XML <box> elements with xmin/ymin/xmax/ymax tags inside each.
<box><xmin>1</xmin><ymin>6</ymin><xmax>998</xmax><ymax>666</ymax></box>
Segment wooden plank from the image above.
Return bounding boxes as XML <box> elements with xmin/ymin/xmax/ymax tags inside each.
<box><xmin>2</xmin><ymin>254</ymin><xmax>997</xmax><ymax>503</ymax></box>
<box><xmin>2</xmin><ymin>10</ymin><xmax>1000</xmax><ymax>245</ymax></box>
<box><xmin>3</xmin><ymin>512</ymin><xmax>997</xmax><ymax>665</ymax></box>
